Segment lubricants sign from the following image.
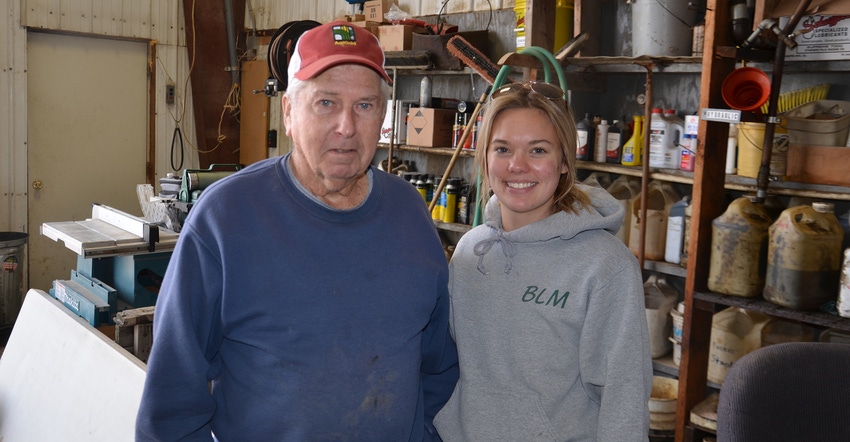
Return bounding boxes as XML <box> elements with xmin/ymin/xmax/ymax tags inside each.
<box><xmin>780</xmin><ymin>14</ymin><xmax>850</xmax><ymax>60</ymax></box>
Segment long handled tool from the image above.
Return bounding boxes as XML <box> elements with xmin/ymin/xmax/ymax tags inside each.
<box><xmin>428</xmin><ymin>90</ymin><xmax>490</xmax><ymax>215</ymax></box>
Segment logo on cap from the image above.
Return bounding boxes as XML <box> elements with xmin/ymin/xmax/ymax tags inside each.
<box><xmin>332</xmin><ymin>25</ymin><xmax>357</xmax><ymax>45</ymax></box>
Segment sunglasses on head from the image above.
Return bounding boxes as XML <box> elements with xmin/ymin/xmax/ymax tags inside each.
<box><xmin>491</xmin><ymin>81</ymin><xmax>566</xmax><ymax>102</ymax></box>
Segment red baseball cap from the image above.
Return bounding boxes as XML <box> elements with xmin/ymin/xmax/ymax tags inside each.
<box><xmin>288</xmin><ymin>20</ymin><xmax>392</xmax><ymax>84</ymax></box>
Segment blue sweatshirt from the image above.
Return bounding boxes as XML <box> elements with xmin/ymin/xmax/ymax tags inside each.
<box><xmin>434</xmin><ymin>184</ymin><xmax>652</xmax><ymax>441</ymax></box>
<box><xmin>136</xmin><ymin>154</ymin><xmax>458</xmax><ymax>441</ymax></box>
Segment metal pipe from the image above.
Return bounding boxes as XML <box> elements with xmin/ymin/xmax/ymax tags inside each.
<box><xmin>756</xmin><ymin>0</ymin><xmax>812</xmax><ymax>203</ymax></box>
<box><xmin>224</xmin><ymin>0</ymin><xmax>239</xmax><ymax>84</ymax></box>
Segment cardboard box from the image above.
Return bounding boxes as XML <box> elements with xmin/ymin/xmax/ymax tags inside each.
<box><xmin>411</xmin><ymin>30</ymin><xmax>490</xmax><ymax>70</ymax></box>
<box><xmin>363</xmin><ymin>0</ymin><xmax>392</xmax><ymax>23</ymax></box>
<box><xmin>380</xmin><ymin>100</ymin><xmax>416</xmax><ymax>144</ymax></box>
<box><xmin>785</xmin><ymin>143</ymin><xmax>850</xmax><ymax>187</ymax></box>
<box><xmin>350</xmin><ymin>21</ymin><xmax>381</xmax><ymax>37</ymax></box>
<box><xmin>379</xmin><ymin>25</ymin><xmax>418</xmax><ymax>51</ymax></box>
<box><xmin>406</xmin><ymin>108</ymin><xmax>455</xmax><ymax>147</ymax></box>
<box><xmin>756</xmin><ymin>0</ymin><xmax>850</xmax><ymax>23</ymax></box>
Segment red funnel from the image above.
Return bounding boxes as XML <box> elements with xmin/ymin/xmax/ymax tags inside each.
<box><xmin>722</xmin><ymin>67</ymin><xmax>771</xmax><ymax>112</ymax></box>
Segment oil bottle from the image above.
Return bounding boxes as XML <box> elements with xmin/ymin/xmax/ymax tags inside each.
<box><xmin>621</xmin><ymin>115</ymin><xmax>644</xmax><ymax>166</ymax></box>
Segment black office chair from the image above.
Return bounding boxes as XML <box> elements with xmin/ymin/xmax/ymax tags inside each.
<box><xmin>716</xmin><ymin>341</ymin><xmax>850</xmax><ymax>441</ymax></box>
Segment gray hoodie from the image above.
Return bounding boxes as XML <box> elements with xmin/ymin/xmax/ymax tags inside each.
<box><xmin>434</xmin><ymin>183</ymin><xmax>652</xmax><ymax>442</ymax></box>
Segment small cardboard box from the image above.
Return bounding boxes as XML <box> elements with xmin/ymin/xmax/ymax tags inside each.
<box><xmin>363</xmin><ymin>0</ymin><xmax>392</xmax><ymax>23</ymax></box>
<box><xmin>411</xmin><ymin>30</ymin><xmax>490</xmax><ymax>70</ymax></box>
<box><xmin>351</xmin><ymin>21</ymin><xmax>381</xmax><ymax>37</ymax></box>
<box><xmin>406</xmin><ymin>107</ymin><xmax>455</xmax><ymax>147</ymax></box>
<box><xmin>378</xmin><ymin>25</ymin><xmax>418</xmax><ymax>51</ymax></box>
<box><xmin>785</xmin><ymin>143</ymin><xmax>850</xmax><ymax>187</ymax></box>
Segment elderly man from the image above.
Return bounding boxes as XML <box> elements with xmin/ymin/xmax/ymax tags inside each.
<box><xmin>136</xmin><ymin>20</ymin><xmax>458</xmax><ymax>441</ymax></box>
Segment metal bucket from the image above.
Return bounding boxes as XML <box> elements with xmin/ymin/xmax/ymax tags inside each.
<box><xmin>1</xmin><ymin>232</ymin><xmax>28</xmax><ymax>327</ymax></box>
<box><xmin>630</xmin><ymin>0</ymin><xmax>698</xmax><ymax>56</ymax></box>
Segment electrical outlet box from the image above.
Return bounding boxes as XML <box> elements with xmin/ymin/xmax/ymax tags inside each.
<box><xmin>166</xmin><ymin>84</ymin><xmax>176</xmax><ymax>105</ymax></box>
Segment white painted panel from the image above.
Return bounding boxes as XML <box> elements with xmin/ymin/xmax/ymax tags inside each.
<box><xmin>60</xmin><ymin>0</ymin><xmax>93</xmax><ymax>33</ymax></box>
<box><xmin>0</xmin><ymin>0</ymin><xmax>29</xmax><ymax>238</ymax></box>
<box><xmin>0</xmin><ymin>290</ymin><xmax>146</xmax><ymax>441</ymax></box>
<box><xmin>24</xmin><ymin>0</ymin><xmax>61</xmax><ymax>29</ymax></box>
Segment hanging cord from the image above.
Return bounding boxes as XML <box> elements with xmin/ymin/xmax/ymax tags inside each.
<box><xmin>436</xmin><ymin>0</ymin><xmax>492</xmax><ymax>34</ymax></box>
<box><xmin>170</xmin><ymin>126</ymin><xmax>185</xmax><ymax>171</ymax></box>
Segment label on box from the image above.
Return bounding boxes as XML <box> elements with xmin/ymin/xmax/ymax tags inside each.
<box><xmin>781</xmin><ymin>14</ymin><xmax>850</xmax><ymax>61</ymax></box>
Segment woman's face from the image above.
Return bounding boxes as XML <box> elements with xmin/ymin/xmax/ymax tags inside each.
<box><xmin>487</xmin><ymin>107</ymin><xmax>567</xmax><ymax>231</ymax></box>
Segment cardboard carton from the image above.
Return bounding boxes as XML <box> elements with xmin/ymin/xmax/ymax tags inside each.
<box><xmin>363</xmin><ymin>0</ymin><xmax>392</xmax><ymax>23</ymax></box>
<box><xmin>378</xmin><ymin>25</ymin><xmax>419</xmax><ymax>51</ymax></box>
<box><xmin>406</xmin><ymin>108</ymin><xmax>455</xmax><ymax>147</ymax></box>
<box><xmin>785</xmin><ymin>143</ymin><xmax>850</xmax><ymax>187</ymax></box>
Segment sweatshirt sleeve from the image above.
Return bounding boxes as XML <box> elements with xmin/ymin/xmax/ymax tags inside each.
<box><xmin>419</xmin><ymin>279</ymin><xmax>460</xmax><ymax>441</ymax></box>
<box><xmin>579</xmin><ymin>262</ymin><xmax>652</xmax><ymax>441</ymax></box>
<box><xmin>135</xmin><ymin>227</ymin><xmax>223</xmax><ymax>441</ymax></box>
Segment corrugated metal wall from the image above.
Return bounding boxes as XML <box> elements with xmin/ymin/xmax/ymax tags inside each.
<box><xmin>0</xmin><ymin>0</ymin><xmax>510</xmax><ymax>233</ymax></box>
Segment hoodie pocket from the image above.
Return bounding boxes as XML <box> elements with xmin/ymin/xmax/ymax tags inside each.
<box><xmin>434</xmin><ymin>380</ymin><xmax>559</xmax><ymax>442</ymax></box>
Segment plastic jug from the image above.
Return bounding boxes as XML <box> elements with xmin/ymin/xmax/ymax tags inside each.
<box><xmin>629</xmin><ymin>181</ymin><xmax>680</xmax><ymax>261</ymax></box>
<box><xmin>644</xmin><ymin>274</ymin><xmax>679</xmax><ymax>358</ymax></box>
<box><xmin>581</xmin><ymin>171</ymin><xmax>611</xmax><ymax>189</ymax></box>
<box><xmin>764</xmin><ymin>202</ymin><xmax>845</xmax><ymax>311</ymax></box>
<box><xmin>649</xmin><ymin>108</ymin><xmax>684</xmax><ymax>169</ymax></box>
<box><xmin>707</xmin><ymin>197</ymin><xmax>773</xmax><ymax>297</ymax></box>
<box><xmin>707</xmin><ymin>307</ymin><xmax>770</xmax><ymax>385</ymax></box>
<box><xmin>605</xmin><ymin>175</ymin><xmax>641</xmax><ymax>245</ymax></box>
<box><xmin>760</xmin><ymin>318</ymin><xmax>817</xmax><ymax>347</ymax></box>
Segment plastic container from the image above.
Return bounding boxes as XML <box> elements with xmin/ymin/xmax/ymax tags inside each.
<box><xmin>764</xmin><ymin>203</ymin><xmax>845</xmax><ymax>311</ymax></box>
<box><xmin>783</xmin><ymin>99</ymin><xmax>850</xmax><ymax>147</ymax></box>
<box><xmin>644</xmin><ymin>275</ymin><xmax>679</xmax><ymax>358</ymax></box>
<box><xmin>0</xmin><ymin>232</ymin><xmax>28</xmax><ymax>327</ymax></box>
<box><xmin>760</xmin><ymin>318</ymin><xmax>817</xmax><ymax>347</ymax></box>
<box><xmin>622</xmin><ymin>115</ymin><xmax>644</xmax><ymax>166</ymax></box>
<box><xmin>649</xmin><ymin>108</ymin><xmax>684</xmax><ymax>169</ymax></box>
<box><xmin>606</xmin><ymin>119</ymin><xmax>627</xmax><ymax>164</ymax></box>
<box><xmin>736</xmin><ymin>122</ymin><xmax>764</xmax><ymax>178</ymax></box>
<box><xmin>605</xmin><ymin>175</ymin><xmax>641</xmax><ymax>245</ymax></box>
<box><xmin>514</xmin><ymin>0</ymin><xmax>527</xmax><ymax>49</ymax></box>
<box><xmin>707</xmin><ymin>197</ymin><xmax>773</xmax><ymax>297</ymax></box>
<box><xmin>707</xmin><ymin>307</ymin><xmax>770</xmax><ymax>385</ymax></box>
<box><xmin>670</xmin><ymin>302</ymin><xmax>684</xmax><ymax>343</ymax></box>
<box><xmin>554</xmin><ymin>0</ymin><xmax>574</xmax><ymax>52</ymax></box>
<box><xmin>629</xmin><ymin>181</ymin><xmax>680</xmax><ymax>261</ymax></box>
<box><xmin>594</xmin><ymin>120</ymin><xmax>610</xmax><ymax>163</ymax></box>
<box><xmin>665</xmin><ymin>196</ymin><xmax>690</xmax><ymax>264</ymax></box>
<box><xmin>630</xmin><ymin>0</ymin><xmax>697</xmax><ymax>56</ymax></box>
<box><xmin>576</xmin><ymin>113</ymin><xmax>595</xmax><ymax>161</ymax></box>
<box><xmin>837</xmin><ymin>248</ymin><xmax>850</xmax><ymax>318</ymax></box>
<box><xmin>820</xmin><ymin>327</ymin><xmax>850</xmax><ymax>344</ymax></box>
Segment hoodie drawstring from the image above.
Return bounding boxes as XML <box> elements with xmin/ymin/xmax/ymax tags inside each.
<box><xmin>473</xmin><ymin>229</ymin><xmax>517</xmax><ymax>275</ymax></box>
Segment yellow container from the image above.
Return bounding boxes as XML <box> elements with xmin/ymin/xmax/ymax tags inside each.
<box><xmin>554</xmin><ymin>0</ymin><xmax>574</xmax><ymax>52</ymax></box>
<box><xmin>622</xmin><ymin>115</ymin><xmax>644</xmax><ymax>166</ymax></box>
<box><xmin>514</xmin><ymin>0</ymin><xmax>526</xmax><ymax>49</ymax></box>
<box><xmin>736</xmin><ymin>122</ymin><xmax>763</xmax><ymax>178</ymax></box>
<box><xmin>707</xmin><ymin>197</ymin><xmax>773</xmax><ymax>297</ymax></box>
<box><xmin>764</xmin><ymin>203</ymin><xmax>845</xmax><ymax>311</ymax></box>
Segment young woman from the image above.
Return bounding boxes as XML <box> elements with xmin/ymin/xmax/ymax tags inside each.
<box><xmin>434</xmin><ymin>82</ymin><xmax>652</xmax><ymax>441</ymax></box>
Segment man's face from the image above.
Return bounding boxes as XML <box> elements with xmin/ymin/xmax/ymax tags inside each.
<box><xmin>283</xmin><ymin>64</ymin><xmax>386</xmax><ymax>196</ymax></box>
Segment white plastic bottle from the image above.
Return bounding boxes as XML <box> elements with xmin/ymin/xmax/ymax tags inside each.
<box><xmin>594</xmin><ymin>120</ymin><xmax>609</xmax><ymax>163</ymax></box>
<box><xmin>648</xmin><ymin>108</ymin><xmax>671</xmax><ymax>168</ymax></box>
<box><xmin>665</xmin><ymin>196</ymin><xmax>690</xmax><ymax>264</ymax></box>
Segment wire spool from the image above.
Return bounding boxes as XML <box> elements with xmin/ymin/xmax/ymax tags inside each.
<box><xmin>266</xmin><ymin>20</ymin><xmax>321</xmax><ymax>95</ymax></box>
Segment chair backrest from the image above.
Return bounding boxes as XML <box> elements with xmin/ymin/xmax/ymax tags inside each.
<box><xmin>716</xmin><ymin>341</ymin><xmax>850</xmax><ymax>441</ymax></box>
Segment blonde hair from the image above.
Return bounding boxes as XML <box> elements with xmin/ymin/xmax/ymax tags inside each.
<box><xmin>475</xmin><ymin>87</ymin><xmax>591</xmax><ymax>215</ymax></box>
